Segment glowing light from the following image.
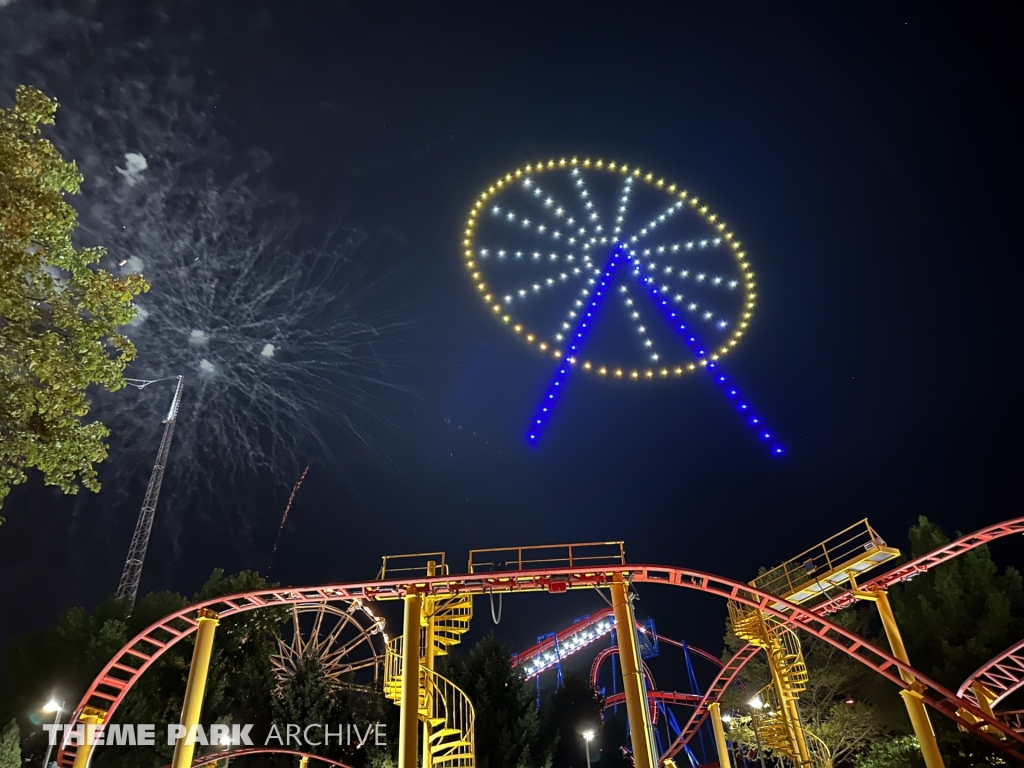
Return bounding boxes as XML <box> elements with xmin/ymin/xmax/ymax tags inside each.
<box><xmin>464</xmin><ymin>157</ymin><xmax>757</xmax><ymax>394</ymax></box>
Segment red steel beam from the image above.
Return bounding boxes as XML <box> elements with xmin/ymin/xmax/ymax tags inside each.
<box><xmin>605</xmin><ymin>691</ymin><xmax>703</xmax><ymax>709</ymax></box>
<box><xmin>514</xmin><ymin>606</ymin><xmax>616</xmax><ymax>670</ymax></box>
<box><xmin>959</xmin><ymin>638</ymin><xmax>1024</xmax><ymax>707</ymax></box>
<box><xmin>590</xmin><ymin>639</ymin><xmax>722</xmax><ymax>689</ymax></box>
<box><xmin>167</xmin><ymin>747</ymin><xmax>353</xmax><ymax>767</ymax></box>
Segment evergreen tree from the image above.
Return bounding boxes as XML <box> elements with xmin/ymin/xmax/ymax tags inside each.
<box><xmin>0</xmin><ymin>719</ymin><xmax>21</xmax><ymax>768</ymax></box>
<box><xmin>440</xmin><ymin>634</ymin><xmax>552</xmax><ymax>768</ymax></box>
<box><xmin>539</xmin><ymin>672</ymin><xmax>603</xmax><ymax>768</ymax></box>
<box><xmin>888</xmin><ymin>516</ymin><xmax>1024</xmax><ymax>690</ymax></box>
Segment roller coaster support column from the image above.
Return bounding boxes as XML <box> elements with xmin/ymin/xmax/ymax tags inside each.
<box><xmin>171</xmin><ymin>609</ymin><xmax>220</xmax><ymax>768</ymax></box>
<box><xmin>849</xmin><ymin>574</ymin><xmax>944</xmax><ymax>768</ymax></box>
<box><xmin>610</xmin><ymin>574</ymin><xmax>657</xmax><ymax>768</ymax></box>
<box><xmin>299</xmin><ymin>757</ymin><xmax>309</xmax><ymax>768</ymax></box>
<box><xmin>422</xmin><ymin>563</ymin><xmax>437</xmax><ymax>768</ymax></box>
<box><xmin>708</xmin><ymin>703</ymin><xmax>733</xmax><ymax>768</ymax></box>
<box><xmin>399</xmin><ymin>589</ymin><xmax>422</xmax><ymax>768</ymax></box>
<box><xmin>71</xmin><ymin>708</ymin><xmax>105</xmax><ymax>768</ymax></box>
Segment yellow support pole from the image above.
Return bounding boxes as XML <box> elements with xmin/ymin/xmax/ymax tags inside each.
<box><xmin>299</xmin><ymin>757</ymin><xmax>309</xmax><ymax>768</ymax></box>
<box><xmin>783</xmin><ymin>698</ymin><xmax>811</xmax><ymax>767</ymax></box>
<box><xmin>971</xmin><ymin>681</ymin><xmax>997</xmax><ymax>720</ymax></box>
<box><xmin>849</xmin><ymin>574</ymin><xmax>945</xmax><ymax>768</ymax></box>
<box><xmin>71</xmin><ymin>708</ymin><xmax>105</xmax><ymax>768</ymax></box>
<box><xmin>399</xmin><ymin>589</ymin><xmax>422</xmax><ymax>768</ymax></box>
<box><xmin>171</xmin><ymin>609</ymin><xmax>220</xmax><ymax>768</ymax></box>
<box><xmin>708</xmin><ymin>702</ymin><xmax>733</xmax><ymax>768</ymax></box>
<box><xmin>610</xmin><ymin>573</ymin><xmax>657</xmax><ymax>768</ymax></box>
<box><xmin>423</xmin><ymin>562</ymin><xmax>437</xmax><ymax>768</ymax></box>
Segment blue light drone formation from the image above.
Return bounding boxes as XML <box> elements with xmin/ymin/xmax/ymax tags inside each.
<box><xmin>461</xmin><ymin>158</ymin><xmax>783</xmax><ymax>455</ymax></box>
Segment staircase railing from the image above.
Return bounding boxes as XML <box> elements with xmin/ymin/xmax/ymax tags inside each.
<box><xmin>730</xmin><ymin>602</ymin><xmax>832</xmax><ymax>768</ymax></box>
<box><xmin>423</xmin><ymin>667</ymin><xmax>475</xmax><ymax>768</ymax></box>
<box><xmin>383</xmin><ymin>637</ymin><xmax>476</xmax><ymax>768</ymax></box>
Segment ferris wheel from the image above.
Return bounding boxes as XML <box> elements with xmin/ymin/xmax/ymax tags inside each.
<box><xmin>271</xmin><ymin>600</ymin><xmax>387</xmax><ymax>695</ymax></box>
<box><xmin>462</xmin><ymin>157</ymin><xmax>783</xmax><ymax>453</ymax></box>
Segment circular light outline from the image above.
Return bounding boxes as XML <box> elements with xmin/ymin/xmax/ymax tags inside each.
<box><xmin>462</xmin><ymin>157</ymin><xmax>756</xmax><ymax>380</ymax></box>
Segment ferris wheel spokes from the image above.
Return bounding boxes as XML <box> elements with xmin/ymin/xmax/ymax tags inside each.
<box><xmin>527</xmin><ymin>247</ymin><xmax>626</xmax><ymax>444</ymax></box>
<box><xmin>524</xmin><ymin>243</ymin><xmax>784</xmax><ymax>455</ymax></box>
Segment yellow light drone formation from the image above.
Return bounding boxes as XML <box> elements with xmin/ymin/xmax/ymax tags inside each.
<box><xmin>462</xmin><ymin>158</ymin><xmax>756</xmax><ymax>382</ymax></box>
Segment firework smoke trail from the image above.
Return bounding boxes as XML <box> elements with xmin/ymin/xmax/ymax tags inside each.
<box><xmin>0</xmin><ymin>3</ymin><xmax>408</xmax><ymax>546</ymax></box>
<box><xmin>269</xmin><ymin>464</ymin><xmax>309</xmax><ymax>572</ymax></box>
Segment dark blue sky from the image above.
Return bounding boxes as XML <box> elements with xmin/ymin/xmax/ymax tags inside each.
<box><xmin>1</xmin><ymin>1</ymin><xmax>1021</xmax><ymax>664</ymax></box>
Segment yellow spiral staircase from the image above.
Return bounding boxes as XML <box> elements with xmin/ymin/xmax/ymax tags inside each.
<box><xmin>729</xmin><ymin>603</ymin><xmax>833</xmax><ymax>768</ymax></box>
<box><xmin>384</xmin><ymin>593</ymin><xmax>476</xmax><ymax>768</ymax></box>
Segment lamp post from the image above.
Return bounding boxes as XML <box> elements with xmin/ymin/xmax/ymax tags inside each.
<box><xmin>41</xmin><ymin>700</ymin><xmax>64</xmax><ymax>768</ymax></box>
<box><xmin>582</xmin><ymin>730</ymin><xmax>595</xmax><ymax>768</ymax></box>
<box><xmin>219</xmin><ymin>733</ymin><xmax>232</xmax><ymax>767</ymax></box>
<box><xmin>747</xmin><ymin>697</ymin><xmax>768</xmax><ymax>768</ymax></box>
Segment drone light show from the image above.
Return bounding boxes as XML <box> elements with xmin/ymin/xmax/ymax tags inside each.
<box><xmin>462</xmin><ymin>158</ymin><xmax>783</xmax><ymax>454</ymax></box>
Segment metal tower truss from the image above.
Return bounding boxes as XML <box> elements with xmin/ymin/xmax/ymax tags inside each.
<box><xmin>115</xmin><ymin>375</ymin><xmax>184</xmax><ymax>609</ymax></box>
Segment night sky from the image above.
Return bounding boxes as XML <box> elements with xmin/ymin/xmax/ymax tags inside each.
<box><xmin>1</xmin><ymin>1</ymin><xmax>1022</xmax><ymax>671</ymax></box>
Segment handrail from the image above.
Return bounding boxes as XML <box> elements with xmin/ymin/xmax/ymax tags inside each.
<box><xmin>749</xmin><ymin>518</ymin><xmax>897</xmax><ymax>601</ymax></box>
<box><xmin>468</xmin><ymin>541</ymin><xmax>625</xmax><ymax>573</ymax></box>
<box><xmin>378</xmin><ymin>552</ymin><xmax>448</xmax><ymax>580</ymax></box>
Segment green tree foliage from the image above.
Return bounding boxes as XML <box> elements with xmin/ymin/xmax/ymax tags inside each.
<box><xmin>852</xmin><ymin>736</ymin><xmax>923</xmax><ymax>768</ymax></box>
<box><xmin>720</xmin><ymin>610</ymin><xmax>888</xmax><ymax>765</ymax></box>
<box><xmin>0</xmin><ymin>85</ymin><xmax>148</xmax><ymax>510</ymax></box>
<box><xmin>882</xmin><ymin>517</ymin><xmax>1024</xmax><ymax>766</ymax></box>
<box><xmin>0</xmin><ymin>719</ymin><xmax>21</xmax><ymax>768</ymax></box>
<box><xmin>273</xmin><ymin>655</ymin><xmax>394</xmax><ymax>767</ymax></box>
<box><xmin>887</xmin><ymin>516</ymin><xmax>1024</xmax><ymax>691</ymax></box>
<box><xmin>439</xmin><ymin>634</ymin><xmax>552</xmax><ymax>768</ymax></box>
<box><xmin>0</xmin><ymin>570</ymin><xmax>287</xmax><ymax>768</ymax></box>
<box><xmin>720</xmin><ymin>516</ymin><xmax>1024</xmax><ymax>767</ymax></box>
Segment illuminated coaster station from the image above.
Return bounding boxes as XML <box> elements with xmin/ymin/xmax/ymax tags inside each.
<box><xmin>461</xmin><ymin>158</ymin><xmax>783</xmax><ymax>454</ymax></box>
<box><xmin>56</xmin><ymin>529</ymin><xmax>1024</xmax><ymax>768</ymax></box>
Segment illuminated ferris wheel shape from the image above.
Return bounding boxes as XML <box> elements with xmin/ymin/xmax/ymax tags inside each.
<box><xmin>462</xmin><ymin>158</ymin><xmax>757</xmax><ymax>381</ymax></box>
<box><xmin>271</xmin><ymin>601</ymin><xmax>387</xmax><ymax>695</ymax></box>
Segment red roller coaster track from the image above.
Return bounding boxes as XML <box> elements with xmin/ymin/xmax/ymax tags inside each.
<box><xmin>515</xmin><ymin>605</ymin><xmax>722</xmax><ymax>690</ymax></box>
<box><xmin>514</xmin><ymin>607</ymin><xmax>617</xmax><ymax>672</ymax></box>
<box><xmin>165</xmin><ymin>748</ymin><xmax>353</xmax><ymax>767</ymax></box>
<box><xmin>959</xmin><ymin>638</ymin><xmax>1024</xmax><ymax>709</ymax></box>
<box><xmin>588</xmin><ymin>638</ymin><xmax>722</xmax><ymax>689</ymax></box>
<box><xmin>605</xmin><ymin>691</ymin><xmax>703</xmax><ymax>710</ymax></box>
<box><xmin>660</xmin><ymin>516</ymin><xmax>1024</xmax><ymax>762</ymax></box>
<box><xmin>57</xmin><ymin>554</ymin><xmax>1024</xmax><ymax>767</ymax></box>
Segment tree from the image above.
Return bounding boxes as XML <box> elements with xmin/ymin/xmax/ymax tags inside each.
<box><xmin>853</xmin><ymin>736</ymin><xmax>923</xmax><ymax>768</ymax></box>
<box><xmin>0</xmin><ymin>570</ymin><xmax>285</xmax><ymax>768</ymax></box>
<box><xmin>883</xmin><ymin>516</ymin><xmax>1024</xmax><ymax>767</ymax></box>
<box><xmin>0</xmin><ymin>719</ymin><xmax>20</xmax><ymax>768</ymax></box>
<box><xmin>720</xmin><ymin>609</ymin><xmax>888</xmax><ymax>765</ymax></box>
<box><xmin>440</xmin><ymin>634</ymin><xmax>552</xmax><ymax>768</ymax></box>
<box><xmin>273</xmin><ymin>656</ymin><xmax>394</xmax><ymax>768</ymax></box>
<box><xmin>0</xmin><ymin>85</ymin><xmax>148</xmax><ymax>510</ymax></box>
<box><xmin>539</xmin><ymin>672</ymin><xmax>603</xmax><ymax>768</ymax></box>
<box><xmin>718</xmin><ymin>516</ymin><xmax>1024</xmax><ymax>767</ymax></box>
<box><xmin>888</xmin><ymin>516</ymin><xmax>1024</xmax><ymax>691</ymax></box>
